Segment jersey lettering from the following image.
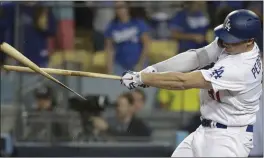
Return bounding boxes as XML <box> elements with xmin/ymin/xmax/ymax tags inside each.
<box><xmin>211</xmin><ymin>66</ymin><xmax>224</xmax><ymax>79</ymax></box>
<box><xmin>251</xmin><ymin>56</ymin><xmax>262</xmax><ymax>79</ymax></box>
<box><xmin>113</xmin><ymin>27</ymin><xmax>139</xmax><ymax>43</ymax></box>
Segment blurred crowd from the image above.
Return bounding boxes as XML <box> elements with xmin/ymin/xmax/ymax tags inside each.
<box><xmin>22</xmin><ymin>85</ymin><xmax>151</xmax><ymax>142</ymax></box>
<box><xmin>0</xmin><ymin>1</ymin><xmax>263</xmax><ymax>157</ymax></box>
<box><xmin>0</xmin><ymin>1</ymin><xmax>262</xmax><ymax>70</ymax></box>
<box><xmin>0</xmin><ymin>1</ymin><xmax>262</xmax><ymax>109</ymax></box>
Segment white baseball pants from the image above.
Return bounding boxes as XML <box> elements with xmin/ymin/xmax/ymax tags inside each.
<box><xmin>171</xmin><ymin>125</ymin><xmax>253</xmax><ymax>157</ymax></box>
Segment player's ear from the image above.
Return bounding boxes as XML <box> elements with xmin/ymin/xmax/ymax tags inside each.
<box><xmin>246</xmin><ymin>39</ymin><xmax>254</xmax><ymax>46</ymax></box>
<box><xmin>217</xmin><ymin>39</ymin><xmax>225</xmax><ymax>48</ymax></box>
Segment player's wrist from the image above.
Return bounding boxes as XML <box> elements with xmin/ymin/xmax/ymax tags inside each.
<box><xmin>135</xmin><ymin>72</ymin><xmax>143</xmax><ymax>85</ymax></box>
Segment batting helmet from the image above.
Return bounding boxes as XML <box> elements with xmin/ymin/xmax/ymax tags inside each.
<box><xmin>214</xmin><ymin>9</ymin><xmax>262</xmax><ymax>43</ymax></box>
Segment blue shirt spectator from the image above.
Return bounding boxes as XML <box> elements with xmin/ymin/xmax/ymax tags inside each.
<box><xmin>170</xmin><ymin>2</ymin><xmax>209</xmax><ymax>53</ymax></box>
<box><xmin>0</xmin><ymin>2</ymin><xmax>15</xmax><ymax>65</ymax></box>
<box><xmin>104</xmin><ymin>1</ymin><xmax>150</xmax><ymax>75</ymax></box>
<box><xmin>149</xmin><ymin>12</ymin><xmax>171</xmax><ymax>40</ymax></box>
<box><xmin>207</xmin><ymin>1</ymin><xmax>245</xmax><ymax>28</ymax></box>
<box><xmin>19</xmin><ymin>3</ymin><xmax>56</xmax><ymax>67</ymax></box>
<box><xmin>92</xmin><ymin>1</ymin><xmax>115</xmax><ymax>51</ymax></box>
<box><xmin>2</xmin><ymin>2</ymin><xmax>56</xmax><ymax>67</ymax></box>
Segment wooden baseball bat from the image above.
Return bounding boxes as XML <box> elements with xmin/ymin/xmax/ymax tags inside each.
<box><xmin>2</xmin><ymin>65</ymin><xmax>122</xmax><ymax>80</ymax></box>
<box><xmin>0</xmin><ymin>42</ymin><xmax>86</xmax><ymax>100</ymax></box>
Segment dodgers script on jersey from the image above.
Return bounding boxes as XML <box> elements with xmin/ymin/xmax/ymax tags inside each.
<box><xmin>200</xmin><ymin>39</ymin><xmax>262</xmax><ymax>126</ymax></box>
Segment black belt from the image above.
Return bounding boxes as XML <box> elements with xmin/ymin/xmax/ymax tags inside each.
<box><xmin>201</xmin><ymin>118</ymin><xmax>253</xmax><ymax>132</ymax></box>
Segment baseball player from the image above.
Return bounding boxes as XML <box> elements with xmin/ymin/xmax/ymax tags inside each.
<box><xmin>120</xmin><ymin>9</ymin><xmax>262</xmax><ymax>157</ymax></box>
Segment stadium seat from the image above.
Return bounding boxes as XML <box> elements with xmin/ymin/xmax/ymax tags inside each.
<box><xmin>157</xmin><ymin>88</ymin><xmax>200</xmax><ymax>112</ymax></box>
<box><xmin>92</xmin><ymin>51</ymin><xmax>106</xmax><ymax>67</ymax></box>
<box><xmin>91</xmin><ymin>51</ymin><xmax>107</xmax><ymax>73</ymax></box>
<box><xmin>75</xmin><ymin>29</ymin><xmax>94</xmax><ymax>51</ymax></box>
<box><xmin>149</xmin><ymin>40</ymin><xmax>178</xmax><ymax>64</ymax></box>
<box><xmin>48</xmin><ymin>50</ymin><xmax>93</xmax><ymax>71</ymax></box>
<box><xmin>91</xmin><ymin>40</ymin><xmax>178</xmax><ymax>70</ymax></box>
<box><xmin>206</xmin><ymin>29</ymin><xmax>214</xmax><ymax>43</ymax></box>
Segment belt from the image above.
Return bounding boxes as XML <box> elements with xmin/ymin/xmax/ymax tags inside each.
<box><xmin>201</xmin><ymin>118</ymin><xmax>253</xmax><ymax>132</ymax></box>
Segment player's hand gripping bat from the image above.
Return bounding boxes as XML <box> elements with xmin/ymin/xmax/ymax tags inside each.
<box><xmin>0</xmin><ymin>42</ymin><xmax>86</xmax><ymax>100</ymax></box>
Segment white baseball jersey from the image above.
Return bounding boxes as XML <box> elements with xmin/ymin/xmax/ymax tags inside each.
<box><xmin>200</xmin><ymin>39</ymin><xmax>262</xmax><ymax>126</ymax></box>
<box><xmin>250</xmin><ymin>93</ymin><xmax>263</xmax><ymax>156</ymax></box>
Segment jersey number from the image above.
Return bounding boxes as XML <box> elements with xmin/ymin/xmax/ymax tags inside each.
<box><xmin>208</xmin><ymin>89</ymin><xmax>221</xmax><ymax>102</ymax></box>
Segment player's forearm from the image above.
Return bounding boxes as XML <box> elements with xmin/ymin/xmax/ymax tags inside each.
<box><xmin>141</xmin><ymin>72</ymin><xmax>186</xmax><ymax>90</ymax></box>
<box><xmin>140</xmin><ymin>71</ymin><xmax>211</xmax><ymax>90</ymax></box>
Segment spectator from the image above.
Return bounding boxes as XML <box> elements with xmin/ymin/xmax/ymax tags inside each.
<box><xmin>247</xmin><ymin>1</ymin><xmax>263</xmax><ymax>19</ymax></box>
<box><xmin>207</xmin><ymin>1</ymin><xmax>246</xmax><ymax>27</ymax></box>
<box><xmin>74</xmin><ymin>1</ymin><xmax>93</xmax><ymax>30</ymax></box>
<box><xmin>92</xmin><ymin>1</ymin><xmax>115</xmax><ymax>51</ymax></box>
<box><xmin>104</xmin><ymin>1</ymin><xmax>151</xmax><ymax>75</ymax></box>
<box><xmin>32</xmin><ymin>85</ymin><xmax>56</xmax><ymax>111</ymax></box>
<box><xmin>5</xmin><ymin>2</ymin><xmax>56</xmax><ymax>67</ymax></box>
<box><xmin>215</xmin><ymin>7</ymin><xmax>234</xmax><ymax>26</ymax></box>
<box><xmin>208</xmin><ymin>6</ymin><xmax>233</xmax><ymax>42</ymax></box>
<box><xmin>92</xmin><ymin>92</ymin><xmax>152</xmax><ymax>141</ymax></box>
<box><xmin>149</xmin><ymin>12</ymin><xmax>171</xmax><ymax>40</ymax></box>
<box><xmin>24</xmin><ymin>85</ymin><xmax>69</xmax><ymax>142</ymax></box>
<box><xmin>131</xmin><ymin>88</ymin><xmax>146</xmax><ymax>113</ymax></box>
<box><xmin>0</xmin><ymin>2</ymin><xmax>15</xmax><ymax>66</ymax></box>
<box><xmin>24</xmin><ymin>2</ymin><xmax>56</xmax><ymax>67</ymax></box>
<box><xmin>169</xmin><ymin>2</ymin><xmax>209</xmax><ymax>53</ymax></box>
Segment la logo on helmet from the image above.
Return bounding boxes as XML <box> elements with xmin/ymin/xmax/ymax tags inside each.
<box><xmin>224</xmin><ymin>19</ymin><xmax>231</xmax><ymax>31</ymax></box>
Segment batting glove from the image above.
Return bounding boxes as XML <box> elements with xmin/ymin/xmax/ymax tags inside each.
<box><xmin>120</xmin><ymin>71</ymin><xmax>142</xmax><ymax>90</ymax></box>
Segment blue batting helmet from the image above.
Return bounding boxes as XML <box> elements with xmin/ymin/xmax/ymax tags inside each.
<box><xmin>214</xmin><ymin>9</ymin><xmax>262</xmax><ymax>43</ymax></box>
